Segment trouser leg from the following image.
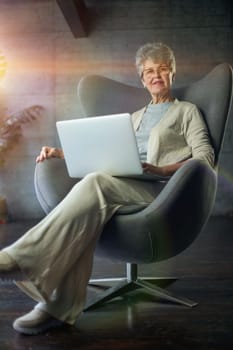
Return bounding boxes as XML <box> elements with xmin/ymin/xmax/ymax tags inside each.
<box><xmin>37</xmin><ymin>237</ymin><xmax>97</xmax><ymax>324</ymax></box>
<box><xmin>5</xmin><ymin>172</ymin><xmax>160</xmax><ymax>324</ymax></box>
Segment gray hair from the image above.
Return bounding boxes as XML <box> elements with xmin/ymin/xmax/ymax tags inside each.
<box><xmin>135</xmin><ymin>42</ymin><xmax>176</xmax><ymax>77</ymax></box>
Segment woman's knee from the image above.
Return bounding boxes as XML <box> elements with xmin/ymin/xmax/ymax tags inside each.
<box><xmin>70</xmin><ymin>172</ymin><xmax>114</xmax><ymax>195</ymax></box>
<box><xmin>61</xmin><ymin>172</ymin><xmax>112</xmax><ymax>211</ymax></box>
<box><xmin>83</xmin><ymin>172</ymin><xmax>113</xmax><ymax>186</ymax></box>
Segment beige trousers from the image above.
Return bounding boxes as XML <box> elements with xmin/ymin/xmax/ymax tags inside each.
<box><xmin>5</xmin><ymin>172</ymin><xmax>163</xmax><ymax>325</ymax></box>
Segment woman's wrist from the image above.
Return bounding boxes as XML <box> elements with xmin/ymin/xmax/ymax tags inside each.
<box><xmin>57</xmin><ymin>148</ymin><xmax>64</xmax><ymax>159</ymax></box>
<box><xmin>52</xmin><ymin>148</ymin><xmax>64</xmax><ymax>159</ymax></box>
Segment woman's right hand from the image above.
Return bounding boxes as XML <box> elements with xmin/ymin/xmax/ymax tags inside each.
<box><xmin>36</xmin><ymin>146</ymin><xmax>64</xmax><ymax>163</ymax></box>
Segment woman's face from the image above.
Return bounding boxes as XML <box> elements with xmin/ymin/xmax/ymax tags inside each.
<box><xmin>141</xmin><ymin>58</ymin><xmax>174</xmax><ymax>99</ymax></box>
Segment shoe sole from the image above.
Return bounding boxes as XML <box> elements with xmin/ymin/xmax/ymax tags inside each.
<box><xmin>13</xmin><ymin>318</ymin><xmax>64</xmax><ymax>335</ymax></box>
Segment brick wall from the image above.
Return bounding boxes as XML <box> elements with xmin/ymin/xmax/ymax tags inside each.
<box><xmin>0</xmin><ymin>0</ymin><xmax>232</xmax><ymax>219</ymax></box>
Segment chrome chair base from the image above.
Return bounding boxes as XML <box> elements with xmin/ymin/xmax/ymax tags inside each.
<box><xmin>85</xmin><ymin>263</ymin><xmax>198</xmax><ymax>311</ymax></box>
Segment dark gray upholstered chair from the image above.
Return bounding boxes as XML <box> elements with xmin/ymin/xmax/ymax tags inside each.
<box><xmin>34</xmin><ymin>63</ymin><xmax>233</xmax><ymax>310</ymax></box>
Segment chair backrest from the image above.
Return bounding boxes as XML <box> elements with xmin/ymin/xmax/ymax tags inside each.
<box><xmin>174</xmin><ymin>64</ymin><xmax>233</xmax><ymax>166</ymax></box>
<box><xmin>78</xmin><ymin>63</ymin><xmax>233</xmax><ymax>166</ymax></box>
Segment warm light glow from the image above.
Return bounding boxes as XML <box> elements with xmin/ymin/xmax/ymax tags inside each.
<box><xmin>0</xmin><ymin>51</ymin><xmax>7</xmax><ymax>81</ymax></box>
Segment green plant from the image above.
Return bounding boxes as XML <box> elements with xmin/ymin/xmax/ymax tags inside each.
<box><xmin>0</xmin><ymin>105</ymin><xmax>44</xmax><ymax>166</ymax></box>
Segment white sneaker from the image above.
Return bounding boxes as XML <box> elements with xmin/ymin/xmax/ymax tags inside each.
<box><xmin>13</xmin><ymin>308</ymin><xmax>64</xmax><ymax>335</ymax></box>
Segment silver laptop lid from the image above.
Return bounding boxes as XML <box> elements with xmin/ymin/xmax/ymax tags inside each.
<box><xmin>56</xmin><ymin>113</ymin><xmax>143</xmax><ymax>178</ymax></box>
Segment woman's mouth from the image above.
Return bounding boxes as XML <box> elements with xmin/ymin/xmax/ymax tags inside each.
<box><xmin>151</xmin><ymin>80</ymin><xmax>164</xmax><ymax>86</ymax></box>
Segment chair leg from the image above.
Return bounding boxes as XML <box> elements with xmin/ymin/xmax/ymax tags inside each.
<box><xmin>85</xmin><ymin>263</ymin><xmax>197</xmax><ymax>311</ymax></box>
<box><xmin>85</xmin><ymin>279</ymin><xmax>139</xmax><ymax>311</ymax></box>
<box><xmin>88</xmin><ymin>276</ymin><xmax>177</xmax><ymax>289</ymax></box>
<box><xmin>135</xmin><ymin>279</ymin><xmax>197</xmax><ymax>307</ymax></box>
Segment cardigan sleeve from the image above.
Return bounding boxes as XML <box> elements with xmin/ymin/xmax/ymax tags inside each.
<box><xmin>183</xmin><ymin>105</ymin><xmax>215</xmax><ymax>168</ymax></box>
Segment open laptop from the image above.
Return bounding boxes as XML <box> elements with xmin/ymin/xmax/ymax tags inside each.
<box><xmin>56</xmin><ymin>113</ymin><xmax>143</xmax><ymax>178</ymax></box>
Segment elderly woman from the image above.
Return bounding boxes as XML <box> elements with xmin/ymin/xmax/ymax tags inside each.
<box><xmin>0</xmin><ymin>43</ymin><xmax>214</xmax><ymax>335</ymax></box>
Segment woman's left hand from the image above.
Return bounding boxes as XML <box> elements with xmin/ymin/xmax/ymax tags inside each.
<box><xmin>142</xmin><ymin>161</ymin><xmax>187</xmax><ymax>177</ymax></box>
<box><xmin>142</xmin><ymin>162</ymin><xmax>164</xmax><ymax>176</ymax></box>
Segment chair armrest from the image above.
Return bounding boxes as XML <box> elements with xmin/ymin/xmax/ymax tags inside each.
<box><xmin>143</xmin><ymin>159</ymin><xmax>217</xmax><ymax>260</ymax></box>
<box><xmin>34</xmin><ymin>158</ymin><xmax>78</xmax><ymax>214</ymax></box>
<box><xmin>99</xmin><ymin>160</ymin><xmax>217</xmax><ymax>263</ymax></box>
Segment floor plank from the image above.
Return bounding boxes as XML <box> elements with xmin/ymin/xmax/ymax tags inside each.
<box><xmin>0</xmin><ymin>216</ymin><xmax>233</xmax><ymax>349</ymax></box>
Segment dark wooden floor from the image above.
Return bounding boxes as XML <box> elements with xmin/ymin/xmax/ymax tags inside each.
<box><xmin>0</xmin><ymin>216</ymin><xmax>233</xmax><ymax>349</ymax></box>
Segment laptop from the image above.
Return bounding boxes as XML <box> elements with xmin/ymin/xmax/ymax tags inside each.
<box><xmin>56</xmin><ymin>113</ymin><xmax>143</xmax><ymax>178</ymax></box>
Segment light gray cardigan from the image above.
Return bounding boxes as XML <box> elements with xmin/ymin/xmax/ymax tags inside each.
<box><xmin>131</xmin><ymin>99</ymin><xmax>215</xmax><ymax>168</ymax></box>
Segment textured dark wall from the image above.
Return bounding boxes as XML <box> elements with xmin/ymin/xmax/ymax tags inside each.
<box><xmin>0</xmin><ymin>0</ymin><xmax>232</xmax><ymax>218</ymax></box>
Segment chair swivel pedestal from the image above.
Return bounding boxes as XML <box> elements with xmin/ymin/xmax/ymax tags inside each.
<box><xmin>85</xmin><ymin>262</ymin><xmax>197</xmax><ymax>311</ymax></box>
